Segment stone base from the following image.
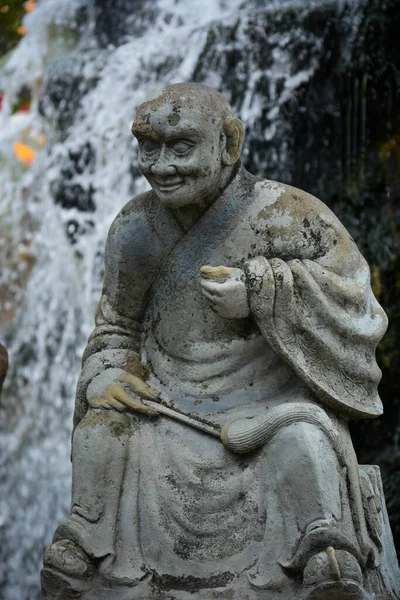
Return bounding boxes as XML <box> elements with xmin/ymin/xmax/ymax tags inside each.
<box><xmin>359</xmin><ymin>465</ymin><xmax>400</xmax><ymax>600</ymax></box>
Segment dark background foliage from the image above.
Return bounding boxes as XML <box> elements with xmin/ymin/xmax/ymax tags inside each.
<box><xmin>0</xmin><ymin>0</ymin><xmax>26</xmax><ymax>56</ymax></box>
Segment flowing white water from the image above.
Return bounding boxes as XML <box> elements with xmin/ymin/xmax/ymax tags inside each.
<box><xmin>0</xmin><ymin>0</ymin><xmax>339</xmax><ymax>597</ymax></box>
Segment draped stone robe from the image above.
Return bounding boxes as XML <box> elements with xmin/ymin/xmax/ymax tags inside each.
<box><xmin>58</xmin><ymin>165</ymin><xmax>392</xmax><ymax>599</ymax></box>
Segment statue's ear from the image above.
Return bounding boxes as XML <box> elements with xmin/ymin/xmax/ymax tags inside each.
<box><xmin>222</xmin><ymin>117</ymin><xmax>245</xmax><ymax>166</ymax></box>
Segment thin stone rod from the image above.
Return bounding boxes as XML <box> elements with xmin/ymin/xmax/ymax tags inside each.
<box><xmin>141</xmin><ymin>397</ymin><xmax>221</xmax><ymax>438</ymax></box>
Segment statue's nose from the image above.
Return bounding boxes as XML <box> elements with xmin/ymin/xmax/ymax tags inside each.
<box><xmin>150</xmin><ymin>157</ymin><xmax>177</xmax><ymax>176</ymax></box>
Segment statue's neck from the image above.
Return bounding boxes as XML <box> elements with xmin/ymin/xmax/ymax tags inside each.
<box><xmin>171</xmin><ymin>164</ymin><xmax>238</xmax><ymax>233</ymax></box>
<box><xmin>172</xmin><ymin>203</ymin><xmax>206</xmax><ymax>233</ymax></box>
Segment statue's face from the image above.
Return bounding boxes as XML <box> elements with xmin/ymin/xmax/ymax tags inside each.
<box><xmin>136</xmin><ymin>103</ymin><xmax>226</xmax><ymax>208</ymax></box>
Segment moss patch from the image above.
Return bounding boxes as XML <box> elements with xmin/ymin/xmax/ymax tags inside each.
<box><xmin>77</xmin><ymin>409</ymin><xmax>136</xmax><ymax>437</ymax></box>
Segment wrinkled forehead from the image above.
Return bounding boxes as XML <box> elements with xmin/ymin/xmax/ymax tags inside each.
<box><xmin>132</xmin><ymin>100</ymin><xmax>221</xmax><ymax>141</ymax></box>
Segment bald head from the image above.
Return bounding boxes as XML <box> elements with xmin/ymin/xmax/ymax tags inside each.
<box><xmin>133</xmin><ymin>83</ymin><xmax>234</xmax><ymax>135</ymax></box>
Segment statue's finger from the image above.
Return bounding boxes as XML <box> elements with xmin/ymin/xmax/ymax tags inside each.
<box><xmin>200</xmin><ymin>265</ymin><xmax>235</xmax><ymax>279</ymax></box>
<box><xmin>112</xmin><ymin>385</ymin><xmax>159</xmax><ymax>416</ymax></box>
<box><xmin>90</xmin><ymin>397</ymin><xmax>110</xmax><ymax>409</ymax></box>
<box><xmin>200</xmin><ymin>279</ymin><xmax>225</xmax><ymax>295</ymax></box>
<box><xmin>104</xmin><ymin>397</ymin><xmax>127</xmax><ymax>412</ymax></box>
<box><xmin>118</xmin><ymin>372</ymin><xmax>159</xmax><ymax>400</ymax></box>
<box><xmin>201</xmin><ymin>288</ymin><xmax>215</xmax><ymax>299</ymax></box>
<box><xmin>201</xmin><ymin>290</ymin><xmax>221</xmax><ymax>305</ymax></box>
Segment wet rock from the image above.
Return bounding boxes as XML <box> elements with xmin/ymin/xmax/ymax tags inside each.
<box><xmin>51</xmin><ymin>181</ymin><xmax>96</xmax><ymax>212</ymax></box>
<box><xmin>40</xmin><ymin>53</ymin><xmax>103</xmax><ymax>141</ymax></box>
<box><xmin>50</xmin><ymin>143</ymin><xmax>97</xmax><ymax>212</ymax></box>
<box><xmin>92</xmin><ymin>0</ymin><xmax>157</xmax><ymax>47</ymax></box>
<box><xmin>65</xmin><ymin>218</ymin><xmax>95</xmax><ymax>245</ymax></box>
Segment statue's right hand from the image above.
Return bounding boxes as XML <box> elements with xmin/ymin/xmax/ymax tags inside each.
<box><xmin>86</xmin><ymin>368</ymin><xmax>159</xmax><ymax>417</ymax></box>
<box><xmin>89</xmin><ymin>383</ymin><xmax>159</xmax><ymax>416</ymax></box>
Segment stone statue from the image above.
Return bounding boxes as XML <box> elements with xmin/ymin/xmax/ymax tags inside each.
<box><xmin>41</xmin><ymin>83</ymin><xmax>400</xmax><ymax>600</ymax></box>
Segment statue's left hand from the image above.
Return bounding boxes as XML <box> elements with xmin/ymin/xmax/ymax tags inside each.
<box><xmin>200</xmin><ymin>265</ymin><xmax>250</xmax><ymax>319</ymax></box>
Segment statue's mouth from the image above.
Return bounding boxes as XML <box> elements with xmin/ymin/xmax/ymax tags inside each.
<box><xmin>154</xmin><ymin>178</ymin><xmax>184</xmax><ymax>193</ymax></box>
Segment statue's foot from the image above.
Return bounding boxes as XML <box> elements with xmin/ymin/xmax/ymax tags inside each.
<box><xmin>43</xmin><ymin>539</ymin><xmax>95</xmax><ymax>578</ymax></box>
<box><xmin>303</xmin><ymin>547</ymin><xmax>365</xmax><ymax>600</ymax></box>
<box><xmin>41</xmin><ymin>540</ymin><xmax>94</xmax><ymax>599</ymax></box>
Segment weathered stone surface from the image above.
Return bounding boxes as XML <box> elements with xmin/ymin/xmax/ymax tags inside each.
<box><xmin>41</xmin><ymin>83</ymin><xmax>400</xmax><ymax>600</ymax></box>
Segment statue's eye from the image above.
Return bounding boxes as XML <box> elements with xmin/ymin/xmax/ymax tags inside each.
<box><xmin>140</xmin><ymin>139</ymin><xmax>160</xmax><ymax>155</ymax></box>
<box><xmin>170</xmin><ymin>140</ymin><xmax>194</xmax><ymax>155</ymax></box>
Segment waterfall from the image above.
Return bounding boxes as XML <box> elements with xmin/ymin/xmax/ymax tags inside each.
<box><xmin>0</xmin><ymin>0</ymin><xmax>398</xmax><ymax>598</ymax></box>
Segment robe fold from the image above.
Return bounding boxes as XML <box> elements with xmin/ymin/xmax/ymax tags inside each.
<box><xmin>64</xmin><ymin>165</ymin><xmax>390</xmax><ymax>597</ymax></box>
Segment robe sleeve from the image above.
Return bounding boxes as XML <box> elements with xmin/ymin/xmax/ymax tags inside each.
<box><xmin>244</xmin><ymin>249</ymin><xmax>388</xmax><ymax>418</ymax></box>
<box><xmin>72</xmin><ymin>198</ymin><xmax>156</xmax><ymax>429</ymax></box>
<box><xmin>72</xmin><ymin>293</ymin><xmax>148</xmax><ymax>429</ymax></box>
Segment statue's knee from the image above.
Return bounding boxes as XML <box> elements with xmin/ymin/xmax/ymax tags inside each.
<box><xmin>268</xmin><ymin>420</ymin><xmax>342</xmax><ymax>521</ymax></box>
<box><xmin>268</xmin><ymin>420</ymin><xmax>338</xmax><ymax>475</ymax></box>
<box><xmin>271</xmin><ymin>420</ymin><xmax>325</xmax><ymax>449</ymax></box>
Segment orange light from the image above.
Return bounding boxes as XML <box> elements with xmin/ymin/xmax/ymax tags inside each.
<box><xmin>17</xmin><ymin>25</ymin><xmax>28</xmax><ymax>36</ymax></box>
<box><xmin>13</xmin><ymin>141</ymin><xmax>37</xmax><ymax>166</ymax></box>
<box><xmin>24</xmin><ymin>0</ymin><xmax>35</xmax><ymax>12</ymax></box>
<box><xmin>0</xmin><ymin>6</ymin><xmax>9</xmax><ymax>13</ymax></box>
